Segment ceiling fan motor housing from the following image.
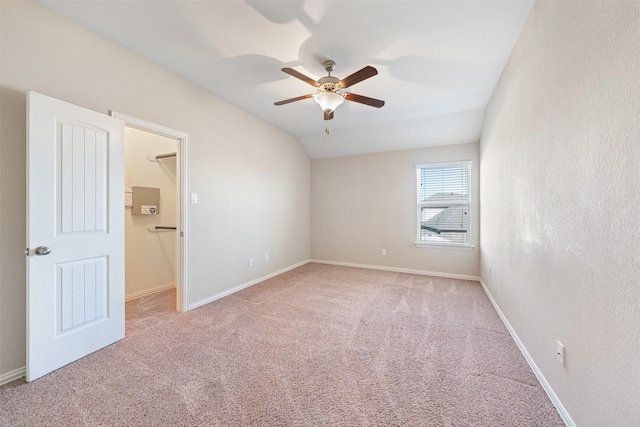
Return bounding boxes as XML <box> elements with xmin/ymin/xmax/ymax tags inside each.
<box><xmin>318</xmin><ymin>76</ymin><xmax>342</xmax><ymax>94</ymax></box>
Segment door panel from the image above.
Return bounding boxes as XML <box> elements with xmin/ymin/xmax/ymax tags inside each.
<box><xmin>58</xmin><ymin>123</ymin><xmax>109</xmax><ymax>234</ymax></box>
<box><xmin>27</xmin><ymin>91</ymin><xmax>124</xmax><ymax>382</ymax></box>
<box><xmin>57</xmin><ymin>256</ymin><xmax>107</xmax><ymax>332</ymax></box>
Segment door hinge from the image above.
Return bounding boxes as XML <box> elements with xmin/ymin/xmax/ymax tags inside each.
<box><xmin>25</xmin><ymin>247</ymin><xmax>30</xmax><ymax>256</ymax></box>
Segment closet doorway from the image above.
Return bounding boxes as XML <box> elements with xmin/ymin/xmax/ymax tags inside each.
<box><xmin>112</xmin><ymin>112</ymin><xmax>189</xmax><ymax>312</ymax></box>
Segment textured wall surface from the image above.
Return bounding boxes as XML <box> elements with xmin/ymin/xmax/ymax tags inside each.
<box><xmin>0</xmin><ymin>1</ymin><xmax>310</xmax><ymax>377</ymax></box>
<box><xmin>480</xmin><ymin>1</ymin><xmax>640</xmax><ymax>425</ymax></box>
<box><xmin>311</xmin><ymin>143</ymin><xmax>480</xmax><ymax>277</ymax></box>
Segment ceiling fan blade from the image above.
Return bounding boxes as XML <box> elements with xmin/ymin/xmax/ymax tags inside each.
<box><xmin>324</xmin><ymin>111</ymin><xmax>334</xmax><ymax>121</ymax></box>
<box><xmin>339</xmin><ymin>66</ymin><xmax>378</xmax><ymax>88</ymax></box>
<box><xmin>281</xmin><ymin>68</ymin><xmax>320</xmax><ymax>87</ymax></box>
<box><xmin>274</xmin><ymin>94</ymin><xmax>314</xmax><ymax>106</ymax></box>
<box><xmin>345</xmin><ymin>93</ymin><xmax>385</xmax><ymax>108</ymax></box>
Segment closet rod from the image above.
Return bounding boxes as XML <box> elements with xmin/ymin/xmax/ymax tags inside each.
<box><xmin>147</xmin><ymin>225</ymin><xmax>177</xmax><ymax>232</ymax></box>
<box><xmin>155</xmin><ymin>152</ymin><xmax>177</xmax><ymax>160</ymax></box>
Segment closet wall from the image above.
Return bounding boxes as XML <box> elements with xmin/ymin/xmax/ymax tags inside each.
<box><xmin>124</xmin><ymin>127</ymin><xmax>177</xmax><ymax>298</ymax></box>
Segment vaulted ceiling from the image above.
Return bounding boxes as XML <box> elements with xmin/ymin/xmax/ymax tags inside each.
<box><xmin>36</xmin><ymin>1</ymin><xmax>533</xmax><ymax>158</ymax></box>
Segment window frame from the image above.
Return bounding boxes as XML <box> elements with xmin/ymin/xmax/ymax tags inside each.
<box><xmin>414</xmin><ymin>161</ymin><xmax>473</xmax><ymax>250</ymax></box>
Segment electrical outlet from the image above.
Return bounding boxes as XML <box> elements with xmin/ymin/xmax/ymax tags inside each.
<box><xmin>556</xmin><ymin>341</ymin><xmax>565</xmax><ymax>367</ymax></box>
<box><xmin>248</xmin><ymin>258</ymin><xmax>253</xmax><ymax>268</ymax></box>
<box><xmin>381</xmin><ymin>249</ymin><xmax>386</xmax><ymax>256</ymax></box>
<box><xmin>264</xmin><ymin>254</ymin><xmax>269</xmax><ymax>263</ymax></box>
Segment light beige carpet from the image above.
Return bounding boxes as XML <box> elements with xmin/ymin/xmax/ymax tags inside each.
<box><xmin>0</xmin><ymin>263</ymin><xmax>564</xmax><ymax>426</ymax></box>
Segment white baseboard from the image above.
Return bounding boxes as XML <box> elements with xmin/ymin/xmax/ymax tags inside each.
<box><xmin>478</xmin><ymin>278</ymin><xmax>575</xmax><ymax>427</ymax></box>
<box><xmin>125</xmin><ymin>282</ymin><xmax>176</xmax><ymax>301</ymax></box>
<box><xmin>310</xmin><ymin>259</ymin><xmax>481</xmax><ymax>282</ymax></box>
<box><xmin>188</xmin><ymin>260</ymin><xmax>310</xmax><ymax>310</ymax></box>
<box><xmin>0</xmin><ymin>366</ymin><xmax>26</xmax><ymax>386</ymax></box>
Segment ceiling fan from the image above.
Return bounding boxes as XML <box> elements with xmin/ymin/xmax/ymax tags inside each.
<box><xmin>274</xmin><ymin>60</ymin><xmax>385</xmax><ymax>120</ymax></box>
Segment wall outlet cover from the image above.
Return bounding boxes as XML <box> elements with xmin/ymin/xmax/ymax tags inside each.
<box><xmin>556</xmin><ymin>341</ymin><xmax>565</xmax><ymax>367</ymax></box>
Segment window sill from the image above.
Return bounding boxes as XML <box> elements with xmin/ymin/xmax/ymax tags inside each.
<box><xmin>414</xmin><ymin>242</ymin><xmax>475</xmax><ymax>250</ymax></box>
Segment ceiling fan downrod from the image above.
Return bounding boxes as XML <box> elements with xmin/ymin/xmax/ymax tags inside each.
<box><xmin>323</xmin><ymin>60</ymin><xmax>336</xmax><ymax>75</ymax></box>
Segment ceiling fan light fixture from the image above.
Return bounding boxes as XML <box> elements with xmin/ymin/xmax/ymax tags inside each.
<box><xmin>314</xmin><ymin>92</ymin><xmax>344</xmax><ymax>113</ymax></box>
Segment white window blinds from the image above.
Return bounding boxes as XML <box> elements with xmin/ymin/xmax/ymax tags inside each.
<box><xmin>416</xmin><ymin>163</ymin><xmax>471</xmax><ymax>245</ymax></box>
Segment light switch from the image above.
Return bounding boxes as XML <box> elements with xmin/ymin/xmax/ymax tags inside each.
<box><xmin>191</xmin><ymin>193</ymin><xmax>198</xmax><ymax>204</ymax></box>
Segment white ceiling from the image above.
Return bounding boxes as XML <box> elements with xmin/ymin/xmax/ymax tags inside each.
<box><xmin>36</xmin><ymin>0</ymin><xmax>533</xmax><ymax>159</ymax></box>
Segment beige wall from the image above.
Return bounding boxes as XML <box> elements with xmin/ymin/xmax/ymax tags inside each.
<box><xmin>124</xmin><ymin>127</ymin><xmax>177</xmax><ymax>297</ymax></box>
<box><xmin>0</xmin><ymin>1</ymin><xmax>310</xmax><ymax>377</ymax></box>
<box><xmin>480</xmin><ymin>1</ymin><xmax>640</xmax><ymax>425</ymax></box>
<box><xmin>311</xmin><ymin>143</ymin><xmax>480</xmax><ymax>277</ymax></box>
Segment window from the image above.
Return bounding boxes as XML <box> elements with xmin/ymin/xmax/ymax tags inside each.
<box><xmin>415</xmin><ymin>162</ymin><xmax>471</xmax><ymax>248</ymax></box>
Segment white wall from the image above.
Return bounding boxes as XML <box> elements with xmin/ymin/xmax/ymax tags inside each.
<box><xmin>0</xmin><ymin>1</ymin><xmax>310</xmax><ymax>378</ymax></box>
<box><xmin>125</xmin><ymin>127</ymin><xmax>177</xmax><ymax>298</ymax></box>
<box><xmin>479</xmin><ymin>1</ymin><xmax>640</xmax><ymax>425</ymax></box>
<box><xmin>311</xmin><ymin>143</ymin><xmax>479</xmax><ymax>277</ymax></box>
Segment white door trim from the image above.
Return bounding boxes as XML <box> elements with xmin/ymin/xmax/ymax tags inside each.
<box><xmin>110</xmin><ymin>112</ymin><xmax>190</xmax><ymax>312</ymax></box>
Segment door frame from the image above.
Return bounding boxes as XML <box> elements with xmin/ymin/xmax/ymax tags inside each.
<box><xmin>111</xmin><ymin>112</ymin><xmax>190</xmax><ymax>312</ymax></box>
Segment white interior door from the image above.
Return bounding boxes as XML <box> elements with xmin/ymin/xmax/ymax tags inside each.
<box><xmin>26</xmin><ymin>91</ymin><xmax>125</xmax><ymax>382</ymax></box>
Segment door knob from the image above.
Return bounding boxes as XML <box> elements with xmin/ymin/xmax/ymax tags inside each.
<box><xmin>34</xmin><ymin>246</ymin><xmax>51</xmax><ymax>256</ymax></box>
